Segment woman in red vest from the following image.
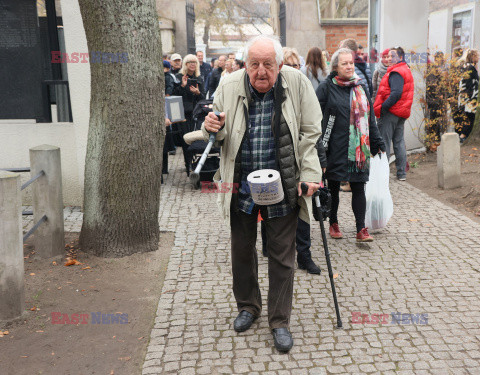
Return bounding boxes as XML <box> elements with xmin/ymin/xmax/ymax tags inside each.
<box><xmin>374</xmin><ymin>47</ymin><xmax>414</xmax><ymax>181</ymax></box>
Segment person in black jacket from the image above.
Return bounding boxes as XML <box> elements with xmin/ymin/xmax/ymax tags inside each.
<box><xmin>458</xmin><ymin>49</ymin><xmax>479</xmax><ymax>143</ymax></box>
<box><xmin>208</xmin><ymin>55</ymin><xmax>226</xmax><ymax>98</ymax></box>
<box><xmin>316</xmin><ymin>48</ymin><xmax>386</xmax><ymax>242</ymax></box>
<box><xmin>172</xmin><ymin>54</ymin><xmax>205</xmax><ymax>174</ymax></box>
<box><xmin>162</xmin><ymin>60</ymin><xmax>177</xmax><ymax>175</ymax></box>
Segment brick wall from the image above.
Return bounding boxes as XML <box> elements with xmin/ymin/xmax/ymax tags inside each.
<box><xmin>322</xmin><ymin>22</ymin><xmax>368</xmax><ymax>56</ymax></box>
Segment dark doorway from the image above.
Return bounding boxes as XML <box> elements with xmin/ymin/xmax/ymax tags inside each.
<box><xmin>186</xmin><ymin>1</ymin><xmax>196</xmax><ymax>55</ymax></box>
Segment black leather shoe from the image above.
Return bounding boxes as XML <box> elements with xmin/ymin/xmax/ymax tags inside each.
<box><xmin>272</xmin><ymin>327</ymin><xmax>293</xmax><ymax>352</ymax></box>
<box><xmin>234</xmin><ymin>310</ymin><xmax>257</xmax><ymax>332</ymax></box>
<box><xmin>298</xmin><ymin>258</ymin><xmax>321</xmax><ymax>275</ymax></box>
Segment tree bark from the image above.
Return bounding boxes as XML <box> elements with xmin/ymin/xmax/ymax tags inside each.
<box><xmin>78</xmin><ymin>0</ymin><xmax>165</xmax><ymax>257</ymax></box>
<box><xmin>464</xmin><ymin>105</ymin><xmax>480</xmax><ymax>144</ymax></box>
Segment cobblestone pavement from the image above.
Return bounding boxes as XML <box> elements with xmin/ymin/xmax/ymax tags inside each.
<box><xmin>142</xmin><ymin>151</ymin><xmax>480</xmax><ymax>375</ymax></box>
<box><xmin>22</xmin><ymin>206</ymin><xmax>83</xmax><ymax>234</ymax></box>
<box><xmin>23</xmin><ymin>150</ymin><xmax>480</xmax><ymax>374</ymax></box>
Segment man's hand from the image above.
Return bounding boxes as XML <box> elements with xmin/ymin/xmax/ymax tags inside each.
<box><xmin>204</xmin><ymin>111</ymin><xmax>225</xmax><ymax>133</ymax></box>
<box><xmin>297</xmin><ymin>182</ymin><xmax>321</xmax><ymax>197</ymax></box>
<box><xmin>165</xmin><ymin>118</ymin><xmax>172</xmax><ymax>127</ymax></box>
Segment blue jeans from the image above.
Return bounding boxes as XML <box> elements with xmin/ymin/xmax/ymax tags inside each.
<box><xmin>378</xmin><ymin>111</ymin><xmax>407</xmax><ymax>179</ymax></box>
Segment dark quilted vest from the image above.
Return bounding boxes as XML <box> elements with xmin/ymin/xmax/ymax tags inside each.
<box><xmin>233</xmin><ymin>73</ymin><xmax>298</xmax><ymax>211</ymax></box>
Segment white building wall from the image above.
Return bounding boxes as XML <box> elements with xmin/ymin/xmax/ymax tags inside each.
<box><xmin>0</xmin><ymin>0</ymin><xmax>90</xmax><ymax>206</ymax></box>
<box><xmin>428</xmin><ymin>9</ymin><xmax>451</xmax><ymax>55</ymax></box>
<box><xmin>379</xmin><ymin>0</ymin><xmax>429</xmax><ymax>151</ymax></box>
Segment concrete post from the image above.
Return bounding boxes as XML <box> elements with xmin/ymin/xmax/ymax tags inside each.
<box><xmin>30</xmin><ymin>145</ymin><xmax>64</xmax><ymax>258</ymax></box>
<box><xmin>438</xmin><ymin>133</ymin><xmax>461</xmax><ymax>189</ymax></box>
<box><xmin>0</xmin><ymin>171</ymin><xmax>25</xmax><ymax>321</ymax></box>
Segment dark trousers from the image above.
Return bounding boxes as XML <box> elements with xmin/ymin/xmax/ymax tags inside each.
<box><xmin>378</xmin><ymin>112</ymin><xmax>407</xmax><ymax>179</ymax></box>
<box><xmin>231</xmin><ymin>207</ymin><xmax>298</xmax><ymax>329</ymax></box>
<box><xmin>261</xmin><ymin>218</ymin><xmax>312</xmax><ymax>263</ymax></box>
<box><xmin>329</xmin><ymin>180</ymin><xmax>366</xmax><ymax>233</ymax></box>
<box><xmin>461</xmin><ymin>112</ymin><xmax>476</xmax><ymax>138</ymax></box>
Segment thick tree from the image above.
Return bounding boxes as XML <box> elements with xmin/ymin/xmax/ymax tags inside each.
<box><xmin>78</xmin><ymin>1</ymin><xmax>165</xmax><ymax>257</ymax></box>
<box><xmin>464</xmin><ymin>105</ymin><xmax>480</xmax><ymax>145</ymax></box>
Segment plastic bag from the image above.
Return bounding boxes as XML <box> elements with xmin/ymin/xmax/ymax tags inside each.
<box><xmin>365</xmin><ymin>154</ymin><xmax>394</xmax><ymax>229</ymax></box>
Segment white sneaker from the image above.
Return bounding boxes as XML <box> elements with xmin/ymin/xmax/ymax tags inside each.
<box><xmin>397</xmin><ymin>177</ymin><xmax>406</xmax><ymax>181</ymax></box>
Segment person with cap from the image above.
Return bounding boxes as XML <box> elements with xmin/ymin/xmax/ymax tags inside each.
<box><xmin>170</xmin><ymin>53</ymin><xmax>182</xmax><ymax>75</ymax></box>
<box><xmin>372</xmin><ymin>49</ymin><xmax>391</xmax><ymax>99</ymax></box>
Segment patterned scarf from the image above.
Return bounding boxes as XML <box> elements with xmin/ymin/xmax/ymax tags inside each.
<box><xmin>332</xmin><ymin>74</ymin><xmax>371</xmax><ymax>172</ymax></box>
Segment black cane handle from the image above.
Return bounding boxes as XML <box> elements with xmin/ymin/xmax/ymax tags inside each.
<box><xmin>301</xmin><ymin>182</ymin><xmax>320</xmax><ymax>197</ymax></box>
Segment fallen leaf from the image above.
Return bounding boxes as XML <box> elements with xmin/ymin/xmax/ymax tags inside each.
<box><xmin>29</xmin><ymin>273</ymin><xmax>35</xmax><ymax>276</ymax></box>
<box><xmin>30</xmin><ymin>306</ymin><xmax>37</xmax><ymax>311</ymax></box>
<box><xmin>472</xmin><ymin>147</ymin><xmax>478</xmax><ymax>151</ymax></box>
<box><xmin>82</xmin><ymin>266</ymin><xmax>91</xmax><ymax>270</ymax></box>
<box><xmin>3</xmin><ymin>331</ymin><xmax>9</xmax><ymax>335</ymax></box>
<box><xmin>408</xmin><ymin>218</ymin><xmax>420</xmax><ymax>222</ymax></box>
<box><xmin>64</xmin><ymin>258</ymin><xmax>83</xmax><ymax>266</ymax></box>
<box><xmin>333</xmin><ymin>274</ymin><xmax>338</xmax><ymax>279</ymax></box>
<box><xmin>118</xmin><ymin>356</ymin><xmax>131</xmax><ymax>361</ymax></box>
<box><xmin>20</xmin><ymin>356</ymin><xmax>28</xmax><ymax>358</ymax></box>
<box><xmin>110</xmin><ymin>371</ymin><xmax>114</xmax><ymax>375</ymax></box>
<box><xmin>52</xmin><ymin>261</ymin><xmax>57</xmax><ymax>266</ymax></box>
<box><xmin>36</xmin><ymin>330</ymin><xmax>44</xmax><ymax>333</ymax></box>
<box><xmin>138</xmin><ymin>336</ymin><xmax>144</xmax><ymax>340</ymax></box>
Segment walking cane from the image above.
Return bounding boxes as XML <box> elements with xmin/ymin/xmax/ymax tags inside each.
<box><xmin>301</xmin><ymin>183</ymin><xmax>343</xmax><ymax>329</ymax></box>
<box><xmin>189</xmin><ymin>112</ymin><xmax>220</xmax><ymax>187</ymax></box>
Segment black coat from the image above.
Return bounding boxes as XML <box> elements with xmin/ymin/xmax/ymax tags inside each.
<box><xmin>316</xmin><ymin>72</ymin><xmax>386</xmax><ymax>183</ymax></box>
<box><xmin>173</xmin><ymin>73</ymin><xmax>205</xmax><ymax>114</ymax></box>
<box><xmin>208</xmin><ymin>67</ymin><xmax>223</xmax><ymax>97</ymax></box>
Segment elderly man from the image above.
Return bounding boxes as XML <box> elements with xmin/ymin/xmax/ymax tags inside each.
<box><xmin>203</xmin><ymin>35</ymin><xmax>323</xmax><ymax>352</ymax></box>
<box><xmin>170</xmin><ymin>53</ymin><xmax>182</xmax><ymax>75</ymax></box>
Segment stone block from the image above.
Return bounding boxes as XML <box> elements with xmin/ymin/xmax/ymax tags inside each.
<box><xmin>437</xmin><ymin>133</ymin><xmax>461</xmax><ymax>189</ymax></box>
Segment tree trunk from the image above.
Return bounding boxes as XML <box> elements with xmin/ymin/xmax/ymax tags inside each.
<box><xmin>78</xmin><ymin>0</ymin><xmax>165</xmax><ymax>257</ymax></box>
<box><xmin>464</xmin><ymin>105</ymin><xmax>480</xmax><ymax>145</ymax></box>
<box><xmin>203</xmin><ymin>20</ymin><xmax>210</xmax><ymax>53</ymax></box>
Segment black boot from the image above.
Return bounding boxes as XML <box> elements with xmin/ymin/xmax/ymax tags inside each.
<box><xmin>297</xmin><ymin>254</ymin><xmax>321</xmax><ymax>275</ymax></box>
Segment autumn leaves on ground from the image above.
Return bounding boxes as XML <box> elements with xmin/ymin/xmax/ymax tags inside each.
<box><xmin>0</xmin><ymin>232</ymin><xmax>173</xmax><ymax>375</ymax></box>
<box><xmin>406</xmin><ymin>140</ymin><xmax>480</xmax><ymax>223</ymax></box>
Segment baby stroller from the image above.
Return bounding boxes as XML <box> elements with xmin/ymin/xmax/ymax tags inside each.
<box><xmin>185</xmin><ymin>99</ymin><xmax>220</xmax><ymax>188</ymax></box>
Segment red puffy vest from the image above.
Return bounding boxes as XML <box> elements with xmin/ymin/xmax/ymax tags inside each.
<box><xmin>374</xmin><ymin>62</ymin><xmax>414</xmax><ymax>119</ymax></box>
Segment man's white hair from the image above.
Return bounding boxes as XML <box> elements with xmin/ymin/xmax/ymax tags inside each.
<box><xmin>330</xmin><ymin>48</ymin><xmax>354</xmax><ymax>71</ymax></box>
<box><xmin>244</xmin><ymin>35</ymin><xmax>284</xmax><ymax>67</ymax></box>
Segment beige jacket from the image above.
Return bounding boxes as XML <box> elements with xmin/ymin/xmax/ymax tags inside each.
<box><xmin>202</xmin><ymin>66</ymin><xmax>323</xmax><ymax>224</ymax></box>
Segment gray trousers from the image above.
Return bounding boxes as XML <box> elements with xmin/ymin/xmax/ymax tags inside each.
<box><xmin>377</xmin><ymin>112</ymin><xmax>407</xmax><ymax>178</ymax></box>
<box><xmin>230</xmin><ymin>207</ymin><xmax>298</xmax><ymax>329</ymax></box>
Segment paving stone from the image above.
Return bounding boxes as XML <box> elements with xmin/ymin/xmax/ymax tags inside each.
<box><xmin>57</xmin><ymin>152</ymin><xmax>480</xmax><ymax>375</ymax></box>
